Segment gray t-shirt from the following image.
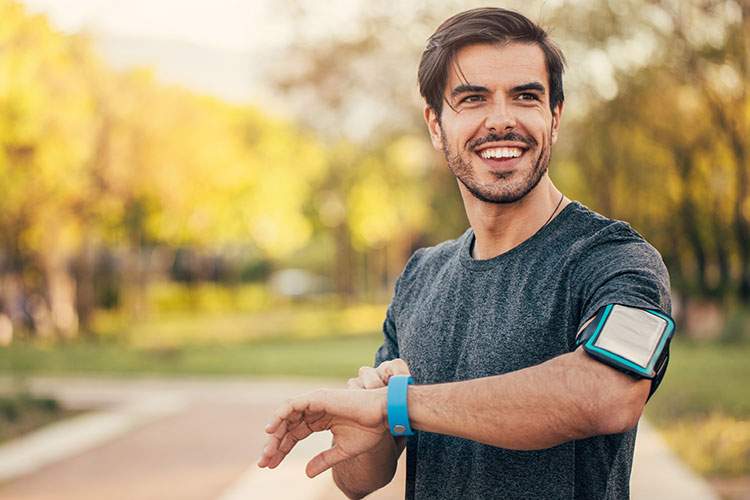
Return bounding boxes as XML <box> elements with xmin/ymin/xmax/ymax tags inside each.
<box><xmin>375</xmin><ymin>202</ymin><xmax>672</xmax><ymax>500</ymax></box>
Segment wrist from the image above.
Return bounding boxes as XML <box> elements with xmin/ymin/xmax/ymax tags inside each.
<box><xmin>375</xmin><ymin>386</ymin><xmax>389</xmax><ymax>430</ymax></box>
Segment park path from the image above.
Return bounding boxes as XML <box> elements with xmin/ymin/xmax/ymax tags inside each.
<box><xmin>0</xmin><ymin>376</ymin><xmax>717</xmax><ymax>500</ymax></box>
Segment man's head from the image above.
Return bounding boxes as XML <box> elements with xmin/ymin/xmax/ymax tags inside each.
<box><xmin>418</xmin><ymin>8</ymin><xmax>567</xmax><ymax>205</ymax></box>
<box><xmin>418</xmin><ymin>8</ymin><xmax>565</xmax><ymax>121</ymax></box>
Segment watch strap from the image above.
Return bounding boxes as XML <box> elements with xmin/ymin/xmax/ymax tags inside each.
<box><xmin>387</xmin><ymin>375</ymin><xmax>414</xmax><ymax>436</ymax></box>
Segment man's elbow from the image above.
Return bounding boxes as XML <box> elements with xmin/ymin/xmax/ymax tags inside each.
<box><xmin>591</xmin><ymin>377</ymin><xmax>650</xmax><ymax>435</ymax></box>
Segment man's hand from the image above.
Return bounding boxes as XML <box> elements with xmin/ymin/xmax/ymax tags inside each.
<box><xmin>347</xmin><ymin>358</ymin><xmax>411</xmax><ymax>390</ymax></box>
<box><xmin>257</xmin><ymin>388</ymin><xmax>390</xmax><ymax>478</ymax></box>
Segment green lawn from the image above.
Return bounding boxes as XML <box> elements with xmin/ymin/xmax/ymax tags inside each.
<box><xmin>1</xmin><ymin>300</ymin><xmax>388</xmax><ymax>378</ymax></box>
<box><xmin>648</xmin><ymin>341</ymin><xmax>750</xmax><ymax>421</ymax></box>
<box><xmin>0</xmin><ymin>333</ymin><xmax>384</xmax><ymax>378</ymax></box>
<box><xmin>646</xmin><ymin>340</ymin><xmax>750</xmax><ymax>478</ymax></box>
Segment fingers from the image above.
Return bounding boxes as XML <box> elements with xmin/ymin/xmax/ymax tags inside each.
<box><xmin>305</xmin><ymin>443</ymin><xmax>349</xmax><ymax>478</ymax></box>
<box><xmin>347</xmin><ymin>359</ymin><xmax>412</xmax><ymax>391</ymax></box>
<box><xmin>257</xmin><ymin>418</ymin><xmax>287</xmax><ymax>468</ymax></box>
<box><xmin>358</xmin><ymin>365</ymin><xmax>387</xmax><ymax>389</ymax></box>
<box><xmin>346</xmin><ymin>377</ymin><xmax>362</xmax><ymax>389</ymax></box>
<box><xmin>375</xmin><ymin>358</ymin><xmax>411</xmax><ymax>383</ymax></box>
<box><xmin>258</xmin><ymin>387</ymin><xmax>389</xmax><ymax>473</ymax></box>
<box><xmin>258</xmin><ymin>395</ymin><xmax>323</xmax><ymax>469</ymax></box>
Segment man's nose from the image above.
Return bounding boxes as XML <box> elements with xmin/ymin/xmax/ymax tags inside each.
<box><xmin>484</xmin><ymin>100</ymin><xmax>516</xmax><ymax>132</ymax></box>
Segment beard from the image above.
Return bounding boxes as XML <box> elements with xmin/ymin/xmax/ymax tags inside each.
<box><xmin>441</xmin><ymin>129</ymin><xmax>551</xmax><ymax>204</ymax></box>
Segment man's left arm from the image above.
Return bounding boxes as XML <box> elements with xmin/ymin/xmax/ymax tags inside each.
<box><xmin>258</xmin><ymin>340</ymin><xmax>650</xmax><ymax>475</ymax></box>
<box><xmin>405</xmin><ymin>345</ymin><xmax>649</xmax><ymax>451</ymax></box>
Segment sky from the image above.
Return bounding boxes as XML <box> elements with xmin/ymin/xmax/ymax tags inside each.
<box><xmin>18</xmin><ymin>0</ymin><xmax>372</xmax><ymax>124</ymax></box>
<box><xmin>20</xmin><ymin>0</ymin><xmax>366</xmax><ymax>50</ymax></box>
<box><xmin>21</xmin><ymin>0</ymin><xmax>286</xmax><ymax>50</ymax></box>
<box><xmin>16</xmin><ymin>0</ymin><xmax>662</xmax><ymax>137</ymax></box>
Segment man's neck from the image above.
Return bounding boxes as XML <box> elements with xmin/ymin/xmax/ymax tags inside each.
<box><xmin>461</xmin><ymin>178</ymin><xmax>568</xmax><ymax>260</ymax></box>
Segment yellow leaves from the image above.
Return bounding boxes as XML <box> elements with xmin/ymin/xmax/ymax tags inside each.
<box><xmin>1</xmin><ymin>0</ymin><xmax>443</xmax><ymax>285</ymax></box>
<box><xmin>663</xmin><ymin>414</ymin><xmax>750</xmax><ymax>477</ymax></box>
<box><xmin>385</xmin><ymin>135</ymin><xmax>433</xmax><ymax>178</ymax></box>
<box><xmin>250</xmin><ymin>212</ymin><xmax>312</xmax><ymax>256</ymax></box>
<box><xmin>347</xmin><ymin>152</ymin><xmax>430</xmax><ymax>251</ymax></box>
<box><xmin>348</xmin><ymin>169</ymin><xmax>399</xmax><ymax>249</ymax></box>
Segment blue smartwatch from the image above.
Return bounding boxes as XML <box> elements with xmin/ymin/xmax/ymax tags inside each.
<box><xmin>387</xmin><ymin>375</ymin><xmax>414</xmax><ymax>436</ymax></box>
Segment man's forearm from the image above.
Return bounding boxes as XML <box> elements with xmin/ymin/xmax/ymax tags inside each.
<box><xmin>332</xmin><ymin>434</ymin><xmax>404</xmax><ymax>499</ymax></box>
<box><xmin>258</xmin><ymin>349</ymin><xmax>650</xmax><ymax>478</ymax></box>
<box><xmin>408</xmin><ymin>348</ymin><xmax>650</xmax><ymax>450</ymax></box>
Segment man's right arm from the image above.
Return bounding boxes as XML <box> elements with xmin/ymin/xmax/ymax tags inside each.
<box><xmin>331</xmin><ymin>434</ymin><xmax>405</xmax><ymax>500</ymax></box>
<box><xmin>331</xmin><ymin>361</ymin><xmax>410</xmax><ymax>499</ymax></box>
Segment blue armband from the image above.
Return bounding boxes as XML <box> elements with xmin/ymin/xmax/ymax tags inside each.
<box><xmin>387</xmin><ymin>375</ymin><xmax>414</xmax><ymax>436</ymax></box>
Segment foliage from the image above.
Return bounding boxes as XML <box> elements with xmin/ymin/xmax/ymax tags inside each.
<box><xmin>1</xmin><ymin>0</ymin><xmax>750</xmax><ymax>343</ymax></box>
<box><xmin>556</xmin><ymin>0</ymin><xmax>749</xmax><ymax>301</ymax></box>
<box><xmin>660</xmin><ymin>414</ymin><xmax>750</xmax><ymax>477</ymax></box>
<box><xmin>88</xmin><ymin>292</ymin><xmax>387</xmax><ymax>348</ymax></box>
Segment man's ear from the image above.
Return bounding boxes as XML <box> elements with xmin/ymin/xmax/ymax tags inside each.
<box><xmin>550</xmin><ymin>101</ymin><xmax>563</xmax><ymax>145</ymax></box>
<box><xmin>424</xmin><ymin>106</ymin><xmax>444</xmax><ymax>151</ymax></box>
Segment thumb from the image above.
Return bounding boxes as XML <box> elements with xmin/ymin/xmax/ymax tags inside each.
<box><xmin>305</xmin><ymin>444</ymin><xmax>348</xmax><ymax>478</ymax></box>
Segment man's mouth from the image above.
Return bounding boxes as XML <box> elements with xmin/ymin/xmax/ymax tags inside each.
<box><xmin>478</xmin><ymin>147</ymin><xmax>524</xmax><ymax>160</ymax></box>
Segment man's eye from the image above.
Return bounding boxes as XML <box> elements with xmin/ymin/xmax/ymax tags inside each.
<box><xmin>460</xmin><ymin>95</ymin><xmax>484</xmax><ymax>104</ymax></box>
<box><xmin>518</xmin><ymin>92</ymin><xmax>540</xmax><ymax>101</ymax></box>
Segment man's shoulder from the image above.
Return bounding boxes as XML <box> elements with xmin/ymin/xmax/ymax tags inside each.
<box><xmin>398</xmin><ymin>228</ymin><xmax>471</xmax><ymax>283</ymax></box>
<box><xmin>562</xmin><ymin>202</ymin><xmax>653</xmax><ymax>253</ymax></box>
<box><xmin>564</xmin><ymin>203</ymin><xmax>672</xmax><ymax>315</ymax></box>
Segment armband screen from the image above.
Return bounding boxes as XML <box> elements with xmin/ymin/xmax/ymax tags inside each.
<box><xmin>578</xmin><ymin>304</ymin><xmax>675</xmax><ymax>380</ymax></box>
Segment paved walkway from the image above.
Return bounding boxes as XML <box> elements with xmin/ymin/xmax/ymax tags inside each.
<box><xmin>0</xmin><ymin>376</ymin><xmax>717</xmax><ymax>500</ymax></box>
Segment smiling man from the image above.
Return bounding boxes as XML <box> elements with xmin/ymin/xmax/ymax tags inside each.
<box><xmin>258</xmin><ymin>8</ymin><xmax>673</xmax><ymax>500</ymax></box>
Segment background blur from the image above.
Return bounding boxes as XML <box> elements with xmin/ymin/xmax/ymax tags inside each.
<box><xmin>0</xmin><ymin>0</ymin><xmax>748</xmax><ymax>498</ymax></box>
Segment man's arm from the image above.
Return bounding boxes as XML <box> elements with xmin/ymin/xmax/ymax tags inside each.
<box><xmin>407</xmin><ymin>347</ymin><xmax>649</xmax><ymax>450</ymax></box>
<box><xmin>330</xmin><ymin>361</ymin><xmax>409</xmax><ymax>499</ymax></box>
<box><xmin>330</xmin><ymin>434</ymin><xmax>405</xmax><ymax>500</ymax></box>
<box><xmin>258</xmin><ymin>347</ymin><xmax>650</xmax><ymax>475</ymax></box>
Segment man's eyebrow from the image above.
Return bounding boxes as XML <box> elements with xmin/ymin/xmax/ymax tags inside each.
<box><xmin>511</xmin><ymin>82</ymin><xmax>546</xmax><ymax>94</ymax></box>
<box><xmin>450</xmin><ymin>84</ymin><xmax>489</xmax><ymax>99</ymax></box>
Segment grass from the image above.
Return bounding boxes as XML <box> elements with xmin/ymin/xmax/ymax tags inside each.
<box><xmin>646</xmin><ymin>340</ymin><xmax>750</xmax><ymax>478</ymax></box>
<box><xmin>0</xmin><ymin>392</ymin><xmax>76</xmax><ymax>443</ymax></box>
<box><xmin>0</xmin><ymin>333</ymin><xmax>384</xmax><ymax>378</ymax></box>
<box><xmin>0</xmin><ymin>298</ymin><xmax>388</xmax><ymax>377</ymax></box>
<box><xmin>90</xmin><ymin>299</ymin><xmax>388</xmax><ymax>348</ymax></box>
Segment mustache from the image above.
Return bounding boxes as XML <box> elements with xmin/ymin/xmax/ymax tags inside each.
<box><xmin>469</xmin><ymin>132</ymin><xmax>537</xmax><ymax>150</ymax></box>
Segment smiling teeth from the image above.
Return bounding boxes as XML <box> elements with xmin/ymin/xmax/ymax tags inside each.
<box><xmin>480</xmin><ymin>148</ymin><xmax>522</xmax><ymax>159</ymax></box>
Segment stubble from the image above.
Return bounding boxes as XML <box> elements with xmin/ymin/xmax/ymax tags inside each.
<box><xmin>441</xmin><ymin>129</ymin><xmax>551</xmax><ymax>204</ymax></box>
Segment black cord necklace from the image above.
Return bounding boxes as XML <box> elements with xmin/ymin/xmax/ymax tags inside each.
<box><xmin>470</xmin><ymin>192</ymin><xmax>566</xmax><ymax>259</ymax></box>
<box><xmin>539</xmin><ymin>192</ymin><xmax>565</xmax><ymax>231</ymax></box>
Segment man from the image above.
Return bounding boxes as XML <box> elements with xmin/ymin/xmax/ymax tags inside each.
<box><xmin>258</xmin><ymin>7</ymin><xmax>672</xmax><ymax>500</ymax></box>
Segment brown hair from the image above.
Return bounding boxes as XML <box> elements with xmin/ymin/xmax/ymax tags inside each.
<box><xmin>418</xmin><ymin>7</ymin><xmax>566</xmax><ymax>118</ymax></box>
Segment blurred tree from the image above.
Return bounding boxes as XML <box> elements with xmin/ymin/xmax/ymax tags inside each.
<box><xmin>0</xmin><ymin>1</ymin><xmax>330</xmax><ymax>336</ymax></box>
<box><xmin>3</xmin><ymin>0</ymin><xmax>748</xmax><ymax>343</ymax></box>
<box><xmin>268</xmin><ymin>0</ymin><xmax>749</xmax><ymax>308</ymax></box>
<box><xmin>0</xmin><ymin>1</ymin><xmax>95</xmax><ymax>336</ymax></box>
<box><xmin>559</xmin><ymin>0</ymin><xmax>749</xmax><ymax>304</ymax></box>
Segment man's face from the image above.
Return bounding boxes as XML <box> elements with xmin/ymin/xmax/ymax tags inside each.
<box><xmin>424</xmin><ymin>42</ymin><xmax>562</xmax><ymax>204</ymax></box>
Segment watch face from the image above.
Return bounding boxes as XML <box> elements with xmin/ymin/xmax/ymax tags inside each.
<box><xmin>592</xmin><ymin>305</ymin><xmax>668</xmax><ymax>369</ymax></box>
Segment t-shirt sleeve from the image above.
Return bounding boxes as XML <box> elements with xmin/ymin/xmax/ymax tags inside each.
<box><xmin>574</xmin><ymin>225</ymin><xmax>672</xmax><ymax>331</ymax></box>
<box><xmin>374</xmin><ymin>304</ymin><xmax>399</xmax><ymax>366</ymax></box>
